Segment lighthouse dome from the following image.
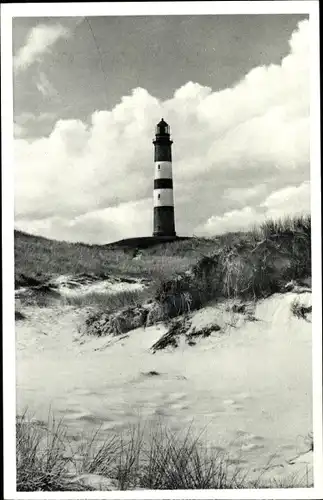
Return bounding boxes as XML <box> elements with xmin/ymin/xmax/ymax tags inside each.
<box><xmin>155</xmin><ymin>118</ymin><xmax>170</xmax><ymax>135</ymax></box>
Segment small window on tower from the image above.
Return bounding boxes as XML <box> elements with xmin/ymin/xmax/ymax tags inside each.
<box><xmin>158</xmin><ymin>165</ymin><xmax>160</xmax><ymax>170</ymax></box>
<box><xmin>158</xmin><ymin>194</ymin><xmax>161</xmax><ymax>199</ymax></box>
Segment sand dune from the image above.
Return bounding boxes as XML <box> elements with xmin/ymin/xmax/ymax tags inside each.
<box><xmin>16</xmin><ymin>281</ymin><xmax>313</xmax><ymax>485</ymax></box>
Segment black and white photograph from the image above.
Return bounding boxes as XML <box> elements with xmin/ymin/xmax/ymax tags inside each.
<box><xmin>2</xmin><ymin>1</ymin><xmax>322</xmax><ymax>498</ymax></box>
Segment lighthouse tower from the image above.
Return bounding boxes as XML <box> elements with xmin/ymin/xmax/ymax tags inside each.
<box><xmin>153</xmin><ymin>119</ymin><xmax>176</xmax><ymax>237</ymax></box>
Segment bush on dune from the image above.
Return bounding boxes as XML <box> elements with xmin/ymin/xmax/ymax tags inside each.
<box><xmin>153</xmin><ymin>215</ymin><xmax>311</xmax><ymax>320</ymax></box>
<box><xmin>16</xmin><ymin>215</ymin><xmax>309</xmax><ymax>338</ymax></box>
<box><xmin>64</xmin><ymin>288</ymin><xmax>148</xmax><ymax>309</ymax></box>
<box><xmin>81</xmin><ymin>215</ymin><xmax>311</xmax><ymax>338</ymax></box>
<box><xmin>15</xmin><ymin>310</ymin><xmax>26</xmax><ymax>321</ymax></box>
<box><xmin>290</xmin><ymin>298</ymin><xmax>312</xmax><ymax>320</ymax></box>
<box><xmin>221</xmin><ymin>215</ymin><xmax>311</xmax><ymax>297</ymax></box>
<box><xmin>84</xmin><ymin>305</ymin><xmax>151</xmax><ymax>337</ymax></box>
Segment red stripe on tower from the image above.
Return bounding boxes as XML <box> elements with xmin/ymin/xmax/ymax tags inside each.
<box><xmin>153</xmin><ymin>119</ymin><xmax>176</xmax><ymax>237</ymax></box>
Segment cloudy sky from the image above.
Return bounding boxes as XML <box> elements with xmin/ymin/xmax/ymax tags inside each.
<box><xmin>13</xmin><ymin>14</ymin><xmax>310</xmax><ymax>243</ymax></box>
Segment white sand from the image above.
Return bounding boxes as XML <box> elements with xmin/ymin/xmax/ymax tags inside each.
<box><xmin>16</xmin><ymin>291</ymin><xmax>312</xmax><ymax>483</ymax></box>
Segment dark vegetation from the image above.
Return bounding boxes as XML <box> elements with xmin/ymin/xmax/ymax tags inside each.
<box><xmin>150</xmin><ymin>316</ymin><xmax>190</xmax><ymax>352</ymax></box>
<box><xmin>16</xmin><ymin>215</ymin><xmax>311</xmax><ymax>337</ymax></box>
<box><xmin>80</xmin><ymin>215</ymin><xmax>312</xmax><ymax>338</ymax></box>
<box><xmin>153</xmin><ymin>215</ymin><xmax>311</xmax><ymax>313</ymax></box>
<box><xmin>15</xmin><ymin>215</ymin><xmax>311</xmax><ymax>294</ymax></box>
<box><xmin>291</xmin><ymin>298</ymin><xmax>312</xmax><ymax>320</ymax></box>
<box><xmin>63</xmin><ymin>288</ymin><xmax>149</xmax><ymax>309</ymax></box>
<box><xmin>15</xmin><ymin>310</ymin><xmax>26</xmax><ymax>321</ymax></box>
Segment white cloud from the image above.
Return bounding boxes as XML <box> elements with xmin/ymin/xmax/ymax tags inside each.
<box><xmin>14</xmin><ymin>20</ymin><xmax>311</xmax><ymax>243</ymax></box>
<box><xmin>223</xmin><ymin>184</ymin><xmax>268</xmax><ymax>204</ymax></box>
<box><xmin>15</xmin><ymin>199</ymin><xmax>152</xmax><ymax>244</ymax></box>
<box><xmin>196</xmin><ymin>206</ymin><xmax>266</xmax><ymax>236</ymax></box>
<box><xmin>35</xmin><ymin>71</ymin><xmax>58</xmax><ymax>97</ymax></box>
<box><xmin>261</xmin><ymin>180</ymin><xmax>310</xmax><ymax>218</ymax></box>
<box><xmin>197</xmin><ymin>181</ymin><xmax>310</xmax><ymax>236</ymax></box>
<box><xmin>14</xmin><ymin>23</ymin><xmax>70</xmax><ymax>72</ymax></box>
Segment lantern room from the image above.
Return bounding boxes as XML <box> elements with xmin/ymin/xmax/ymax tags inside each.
<box><xmin>155</xmin><ymin>118</ymin><xmax>170</xmax><ymax>136</ymax></box>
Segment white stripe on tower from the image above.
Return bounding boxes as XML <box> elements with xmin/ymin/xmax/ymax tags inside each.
<box><xmin>154</xmin><ymin>161</ymin><xmax>173</xmax><ymax>180</ymax></box>
<box><xmin>153</xmin><ymin>188</ymin><xmax>174</xmax><ymax>207</ymax></box>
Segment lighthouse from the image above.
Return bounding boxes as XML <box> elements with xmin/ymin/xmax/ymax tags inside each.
<box><xmin>153</xmin><ymin>119</ymin><xmax>176</xmax><ymax>237</ymax></box>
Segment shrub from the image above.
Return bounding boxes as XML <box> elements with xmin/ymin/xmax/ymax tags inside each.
<box><xmin>153</xmin><ymin>272</ymin><xmax>214</xmax><ymax>319</ymax></box>
<box><xmin>153</xmin><ymin>215</ymin><xmax>312</xmax><ymax>318</ymax></box>
<box><xmin>63</xmin><ymin>288</ymin><xmax>148</xmax><ymax>310</ymax></box>
<box><xmin>291</xmin><ymin>298</ymin><xmax>312</xmax><ymax>320</ymax></box>
<box><xmin>150</xmin><ymin>317</ymin><xmax>190</xmax><ymax>352</ymax></box>
<box><xmin>15</xmin><ymin>310</ymin><xmax>25</xmax><ymax>321</ymax></box>
<box><xmin>83</xmin><ymin>305</ymin><xmax>150</xmax><ymax>337</ymax></box>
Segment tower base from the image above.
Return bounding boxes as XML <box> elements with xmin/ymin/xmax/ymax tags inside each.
<box><xmin>153</xmin><ymin>206</ymin><xmax>176</xmax><ymax>238</ymax></box>
<box><xmin>153</xmin><ymin>232</ymin><xmax>177</xmax><ymax>238</ymax></box>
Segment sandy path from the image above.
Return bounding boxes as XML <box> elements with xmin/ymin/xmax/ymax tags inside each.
<box><xmin>16</xmin><ymin>291</ymin><xmax>312</xmax><ymax>482</ymax></box>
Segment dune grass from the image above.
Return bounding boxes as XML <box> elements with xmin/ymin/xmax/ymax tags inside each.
<box><xmin>75</xmin><ymin>215</ymin><xmax>311</xmax><ymax>338</ymax></box>
<box><xmin>16</xmin><ymin>413</ymin><xmax>243</xmax><ymax>491</ymax></box>
<box><xmin>16</xmin><ymin>412</ymin><xmax>87</xmax><ymax>491</ymax></box>
<box><xmin>152</xmin><ymin>215</ymin><xmax>311</xmax><ymax>320</ymax></box>
<box><xmin>14</xmin><ymin>216</ymin><xmax>311</xmax><ymax>290</ymax></box>
<box><xmin>62</xmin><ymin>287</ymin><xmax>150</xmax><ymax>310</ymax></box>
<box><xmin>14</xmin><ymin>231</ymin><xmax>201</xmax><ymax>287</ymax></box>
<box><xmin>15</xmin><ymin>215</ymin><xmax>311</xmax><ymax>337</ymax></box>
<box><xmin>15</xmin><ymin>217</ymin><xmax>313</xmax><ymax>490</ymax></box>
<box><xmin>15</xmin><ymin>215</ymin><xmax>311</xmax><ymax>310</ymax></box>
<box><xmin>16</xmin><ymin>412</ymin><xmax>313</xmax><ymax>492</ymax></box>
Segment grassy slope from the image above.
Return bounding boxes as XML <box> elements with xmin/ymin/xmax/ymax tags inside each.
<box><xmin>14</xmin><ymin>230</ymin><xmax>216</xmax><ymax>286</ymax></box>
<box><xmin>15</xmin><ymin>215</ymin><xmax>311</xmax><ymax>299</ymax></box>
